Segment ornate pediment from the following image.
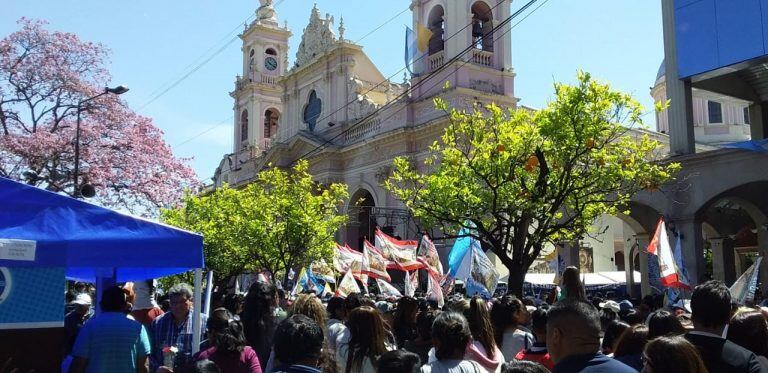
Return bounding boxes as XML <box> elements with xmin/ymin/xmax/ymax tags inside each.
<box><xmin>294</xmin><ymin>4</ymin><xmax>337</xmax><ymax>69</ymax></box>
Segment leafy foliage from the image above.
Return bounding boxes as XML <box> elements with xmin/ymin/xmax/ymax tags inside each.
<box><xmin>385</xmin><ymin>72</ymin><xmax>680</xmax><ymax>295</ymax></box>
<box><xmin>0</xmin><ymin>19</ymin><xmax>196</xmax><ymax>214</ymax></box>
<box><xmin>162</xmin><ymin>160</ymin><xmax>348</xmax><ymax>288</ymax></box>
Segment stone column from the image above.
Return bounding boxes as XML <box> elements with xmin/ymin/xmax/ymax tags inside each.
<box><xmin>710</xmin><ymin>238</ymin><xmax>736</xmax><ymax>286</ymax></box>
<box><xmin>625</xmin><ymin>243</ymin><xmax>637</xmax><ymax>298</ymax></box>
<box><xmin>661</xmin><ymin>0</ymin><xmax>695</xmax><ymax>155</ymax></box>
<box><xmin>675</xmin><ymin>217</ymin><xmax>706</xmax><ymax>285</ymax></box>
<box><xmin>636</xmin><ymin>234</ymin><xmax>651</xmax><ymax>297</ymax></box>
<box><xmin>748</xmin><ymin>101</ymin><xmax>768</xmax><ymax>140</ymax></box>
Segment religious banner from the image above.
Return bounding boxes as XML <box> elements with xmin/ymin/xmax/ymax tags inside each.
<box><xmin>426</xmin><ymin>269</ymin><xmax>445</xmax><ymax>308</ymax></box>
<box><xmin>375</xmin><ymin>229</ymin><xmax>424</xmax><ymax>271</ymax></box>
<box><xmin>417</xmin><ymin>234</ymin><xmax>443</xmax><ymax>275</ymax></box>
<box><xmin>335</xmin><ymin>270</ymin><xmax>361</xmax><ymax>298</ymax></box>
<box><xmin>310</xmin><ymin>260</ymin><xmax>336</xmax><ymax>284</ymax></box>
<box><xmin>363</xmin><ymin>240</ymin><xmax>391</xmax><ymax>282</ymax></box>
<box><xmin>468</xmin><ymin>242</ymin><xmax>500</xmax><ymax>297</ymax></box>
<box><xmin>377</xmin><ymin>278</ymin><xmax>403</xmax><ymax>298</ymax></box>
<box><xmin>404</xmin><ymin>270</ymin><xmax>418</xmax><ymax>297</ymax></box>
<box><xmin>730</xmin><ymin>257</ymin><xmax>762</xmax><ymax>305</ymax></box>
<box><xmin>335</xmin><ymin>244</ymin><xmax>364</xmax><ymax>281</ymax></box>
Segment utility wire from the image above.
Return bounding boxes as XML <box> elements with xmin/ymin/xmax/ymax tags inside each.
<box><xmin>139</xmin><ymin>0</ymin><xmax>286</xmax><ymax>110</ymax></box>
<box><xmin>169</xmin><ymin>2</ymin><xmax>410</xmax><ymax>149</ymax></box>
<box><xmin>292</xmin><ymin>0</ymin><xmax>546</xmax><ymax>163</ymax></box>
<box><xmin>306</xmin><ymin>0</ymin><xmax>508</xmax><ymax>131</ymax></box>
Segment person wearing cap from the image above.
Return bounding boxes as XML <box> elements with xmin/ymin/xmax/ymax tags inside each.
<box><xmin>64</xmin><ymin>293</ymin><xmax>93</xmax><ymax>356</ymax></box>
<box><xmin>70</xmin><ymin>285</ymin><xmax>151</xmax><ymax>373</ymax></box>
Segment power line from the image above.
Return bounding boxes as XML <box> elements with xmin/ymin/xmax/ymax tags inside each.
<box><xmin>165</xmin><ymin>0</ymin><xmax>408</xmax><ymax>150</ymax></box>
<box><xmin>138</xmin><ymin>0</ymin><xmax>287</xmax><ymax>110</ymax></box>
<box><xmin>293</xmin><ymin>0</ymin><xmax>546</xmax><ymax>163</ymax></box>
<box><xmin>171</xmin><ymin>3</ymin><xmax>423</xmax><ymax>151</ymax></box>
<box><xmin>305</xmin><ymin>0</ymin><xmax>508</xmax><ymax>132</ymax></box>
<box><xmin>175</xmin><ymin>115</ymin><xmax>234</xmax><ymax>148</ymax></box>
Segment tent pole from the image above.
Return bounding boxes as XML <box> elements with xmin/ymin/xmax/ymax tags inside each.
<box><xmin>204</xmin><ymin>270</ymin><xmax>214</xmax><ymax>315</ymax></box>
<box><xmin>192</xmin><ymin>268</ymin><xmax>203</xmax><ymax>354</ymax></box>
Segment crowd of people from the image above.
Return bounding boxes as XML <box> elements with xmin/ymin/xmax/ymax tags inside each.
<box><xmin>62</xmin><ymin>266</ymin><xmax>768</xmax><ymax>373</ymax></box>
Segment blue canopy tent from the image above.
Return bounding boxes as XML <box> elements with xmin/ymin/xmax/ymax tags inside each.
<box><xmin>0</xmin><ymin>176</ymin><xmax>206</xmax><ymax>357</ymax></box>
<box><xmin>0</xmin><ymin>176</ymin><xmax>203</xmax><ymax>280</ymax></box>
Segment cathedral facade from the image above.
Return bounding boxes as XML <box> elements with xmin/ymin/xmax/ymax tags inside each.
<box><xmin>213</xmin><ymin>0</ymin><xmax>518</xmax><ymax>252</ymax></box>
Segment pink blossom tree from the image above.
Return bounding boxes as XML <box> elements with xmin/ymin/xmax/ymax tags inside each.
<box><xmin>0</xmin><ymin>18</ymin><xmax>197</xmax><ymax>214</ymax></box>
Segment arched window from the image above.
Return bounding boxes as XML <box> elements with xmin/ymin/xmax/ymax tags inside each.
<box><xmin>240</xmin><ymin>110</ymin><xmax>249</xmax><ymax>144</ymax></box>
<box><xmin>263</xmin><ymin>48</ymin><xmax>278</xmax><ymax>72</ymax></box>
<box><xmin>303</xmin><ymin>90</ymin><xmax>322</xmax><ymax>132</ymax></box>
<box><xmin>249</xmin><ymin>49</ymin><xmax>255</xmax><ymax>72</ymax></box>
<box><xmin>264</xmin><ymin>108</ymin><xmax>280</xmax><ymax>138</ymax></box>
<box><xmin>427</xmin><ymin>5</ymin><xmax>445</xmax><ymax>55</ymax></box>
<box><xmin>471</xmin><ymin>1</ymin><xmax>494</xmax><ymax>52</ymax></box>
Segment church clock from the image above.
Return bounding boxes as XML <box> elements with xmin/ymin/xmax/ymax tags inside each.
<box><xmin>264</xmin><ymin>56</ymin><xmax>278</xmax><ymax>71</ymax></box>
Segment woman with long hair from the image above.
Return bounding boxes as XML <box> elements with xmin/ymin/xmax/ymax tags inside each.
<box><xmin>392</xmin><ymin>296</ymin><xmax>419</xmax><ymax>348</ymax></box>
<box><xmin>463</xmin><ymin>296</ymin><xmax>505</xmax><ymax>372</ymax></box>
<box><xmin>613</xmin><ymin>324</ymin><xmax>649</xmax><ymax>371</ymax></box>
<box><xmin>240</xmin><ymin>282</ymin><xmax>278</xmax><ymax>366</ymax></box>
<box><xmin>490</xmin><ymin>295</ymin><xmax>533</xmax><ymax>361</ymax></box>
<box><xmin>727</xmin><ymin>310</ymin><xmax>768</xmax><ymax>369</ymax></box>
<box><xmin>292</xmin><ymin>294</ymin><xmax>328</xmax><ymax>334</ymax></box>
<box><xmin>642</xmin><ymin>335</ymin><xmax>708</xmax><ymax>373</ymax></box>
<box><xmin>559</xmin><ymin>266</ymin><xmax>586</xmax><ymax>301</ymax></box>
<box><xmin>336</xmin><ymin>306</ymin><xmax>393</xmax><ymax>372</ymax></box>
<box><xmin>193</xmin><ymin>308</ymin><xmax>262</xmax><ymax>373</ymax></box>
<box><xmin>420</xmin><ymin>312</ymin><xmax>480</xmax><ymax>372</ymax></box>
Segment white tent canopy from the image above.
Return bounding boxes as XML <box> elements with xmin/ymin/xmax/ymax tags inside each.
<box><xmin>497</xmin><ymin>271</ymin><xmax>641</xmax><ymax>286</ymax></box>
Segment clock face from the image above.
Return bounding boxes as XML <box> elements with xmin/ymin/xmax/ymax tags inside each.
<box><xmin>264</xmin><ymin>56</ymin><xmax>278</xmax><ymax>71</ymax></box>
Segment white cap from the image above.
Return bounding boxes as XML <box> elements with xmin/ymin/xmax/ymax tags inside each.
<box><xmin>71</xmin><ymin>293</ymin><xmax>92</xmax><ymax>306</ymax></box>
<box><xmin>599</xmin><ymin>300</ymin><xmax>620</xmax><ymax>313</ymax></box>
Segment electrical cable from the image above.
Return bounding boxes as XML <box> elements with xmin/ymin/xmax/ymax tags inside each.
<box><xmin>291</xmin><ymin>0</ymin><xmax>546</xmax><ymax>163</ymax></box>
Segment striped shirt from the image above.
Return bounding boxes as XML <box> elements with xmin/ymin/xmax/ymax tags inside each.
<box><xmin>148</xmin><ymin>311</ymin><xmax>207</xmax><ymax>370</ymax></box>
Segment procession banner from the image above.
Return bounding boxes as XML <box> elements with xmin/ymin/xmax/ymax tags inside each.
<box><xmin>377</xmin><ymin>278</ymin><xmax>403</xmax><ymax>298</ymax></box>
<box><xmin>363</xmin><ymin>240</ymin><xmax>391</xmax><ymax>282</ymax></box>
<box><xmin>375</xmin><ymin>229</ymin><xmax>424</xmax><ymax>271</ymax></box>
<box><xmin>417</xmin><ymin>234</ymin><xmax>443</xmax><ymax>275</ymax></box>
<box><xmin>335</xmin><ymin>270</ymin><xmax>361</xmax><ymax>298</ymax></box>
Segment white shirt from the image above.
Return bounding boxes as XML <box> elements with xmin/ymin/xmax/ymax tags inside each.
<box><xmin>327</xmin><ymin>318</ymin><xmax>346</xmax><ymax>352</ymax></box>
<box><xmin>499</xmin><ymin>328</ymin><xmax>533</xmax><ymax>361</ymax></box>
<box><xmin>420</xmin><ymin>360</ymin><xmax>481</xmax><ymax>373</ymax></box>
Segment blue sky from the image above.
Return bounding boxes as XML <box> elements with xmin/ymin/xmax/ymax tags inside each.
<box><xmin>1</xmin><ymin>1</ymin><xmax>663</xmax><ymax>182</ymax></box>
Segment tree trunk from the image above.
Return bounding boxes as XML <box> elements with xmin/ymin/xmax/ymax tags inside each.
<box><xmin>506</xmin><ymin>264</ymin><xmax>527</xmax><ymax>298</ymax></box>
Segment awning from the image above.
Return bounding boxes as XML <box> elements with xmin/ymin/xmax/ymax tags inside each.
<box><xmin>0</xmin><ymin>177</ymin><xmax>203</xmax><ymax>282</ymax></box>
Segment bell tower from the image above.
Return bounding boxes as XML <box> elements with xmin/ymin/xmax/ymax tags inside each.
<box><xmin>409</xmin><ymin>0</ymin><xmax>515</xmax><ymax>103</ymax></box>
<box><xmin>232</xmin><ymin>0</ymin><xmax>291</xmax><ymax>155</ymax></box>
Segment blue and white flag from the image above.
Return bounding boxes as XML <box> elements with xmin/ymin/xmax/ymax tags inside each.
<box><xmin>448</xmin><ymin>227</ymin><xmax>473</xmax><ymax>277</ymax></box>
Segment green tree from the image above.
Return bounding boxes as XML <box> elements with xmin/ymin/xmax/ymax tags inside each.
<box><xmin>162</xmin><ymin>160</ymin><xmax>348</xmax><ymax>289</ymax></box>
<box><xmin>385</xmin><ymin>72</ymin><xmax>680</xmax><ymax>296</ymax></box>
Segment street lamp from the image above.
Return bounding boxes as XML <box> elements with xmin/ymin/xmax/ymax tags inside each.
<box><xmin>73</xmin><ymin>85</ymin><xmax>129</xmax><ymax>198</ymax></box>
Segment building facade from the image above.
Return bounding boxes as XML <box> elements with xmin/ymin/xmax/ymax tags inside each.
<box><xmin>214</xmin><ymin>0</ymin><xmax>518</xmax><ymax>253</ymax></box>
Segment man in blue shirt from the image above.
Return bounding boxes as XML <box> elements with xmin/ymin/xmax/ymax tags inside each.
<box><xmin>70</xmin><ymin>286</ymin><xmax>151</xmax><ymax>373</ymax></box>
<box><xmin>547</xmin><ymin>299</ymin><xmax>636</xmax><ymax>373</ymax></box>
<box><xmin>149</xmin><ymin>283</ymin><xmax>206</xmax><ymax>371</ymax></box>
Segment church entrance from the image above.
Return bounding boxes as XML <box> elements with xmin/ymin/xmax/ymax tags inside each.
<box><xmin>347</xmin><ymin>189</ymin><xmax>375</xmax><ymax>251</ymax></box>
